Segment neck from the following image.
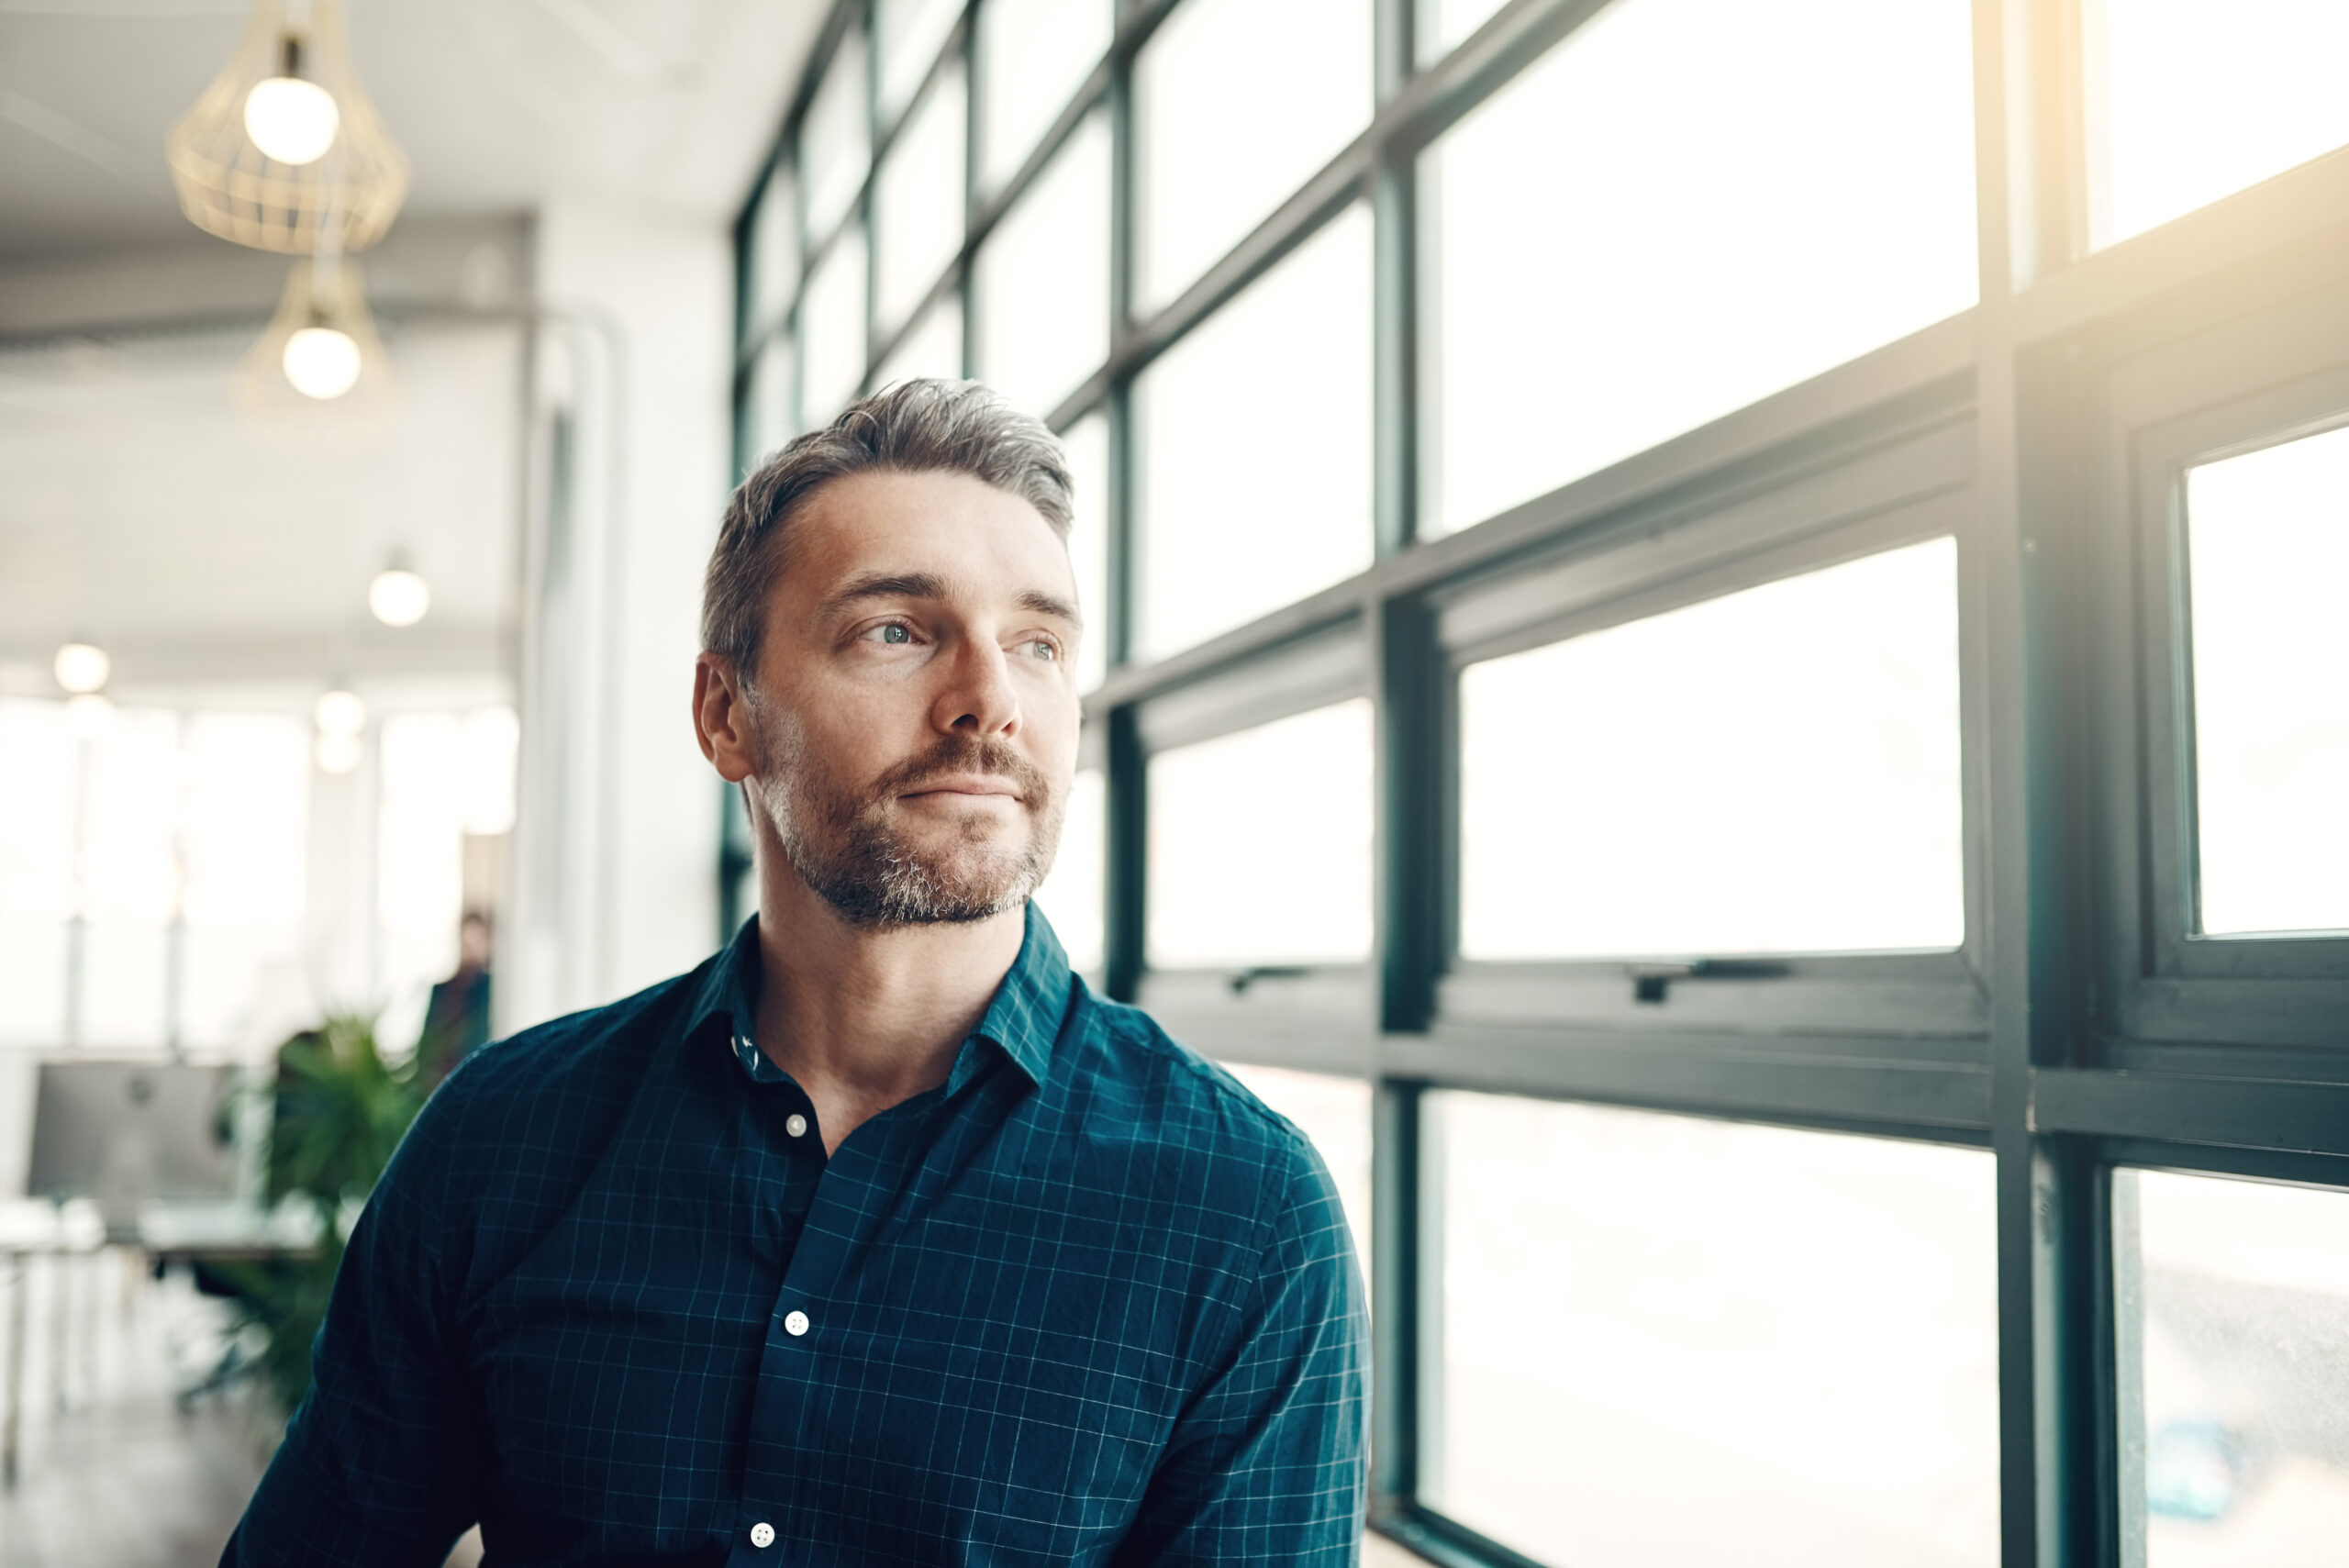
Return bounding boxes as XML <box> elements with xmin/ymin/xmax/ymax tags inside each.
<box><xmin>751</xmin><ymin>857</ymin><xmax>1025</xmax><ymax>1154</ymax></box>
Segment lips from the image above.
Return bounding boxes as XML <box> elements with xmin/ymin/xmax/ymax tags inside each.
<box><xmin>900</xmin><ymin>776</ymin><xmax>1021</xmax><ymax>801</ymax></box>
<box><xmin>877</xmin><ymin>740</ymin><xmax>1048</xmax><ymax>806</ymax></box>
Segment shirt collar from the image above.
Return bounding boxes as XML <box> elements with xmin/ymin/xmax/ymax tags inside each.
<box><xmin>684</xmin><ymin>903</ymin><xmax>1071</xmax><ymax>1093</ymax></box>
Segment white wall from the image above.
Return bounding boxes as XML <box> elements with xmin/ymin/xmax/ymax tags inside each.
<box><xmin>505</xmin><ymin>199</ymin><xmax>729</xmax><ymax>1030</ymax></box>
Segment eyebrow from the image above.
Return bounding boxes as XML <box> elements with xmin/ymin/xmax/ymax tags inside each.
<box><xmin>821</xmin><ymin>571</ymin><xmax>946</xmax><ymax>616</ymax></box>
<box><xmin>1017</xmin><ymin>588</ymin><xmax>1084</xmax><ymax>627</ymax></box>
<box><xmin>820</xmin><ymin>571</ymin><xmax>1084</xmax><ymax>628</ymax></box>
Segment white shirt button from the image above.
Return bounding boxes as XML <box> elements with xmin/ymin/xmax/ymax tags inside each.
<box><xmin>750</xmin><ymin>1521</ymin><xmax>776</xmax><ymax>1549</ymax></box>
<box><xmin>785</xmin><ymin>1113</ymin><xmax>807</xmax><ymax>1138</ymax></box>
<box><xmin>784</xmin><ymin>1309</ymin><xmax>809</xmax><ymax>1337</ymax></box>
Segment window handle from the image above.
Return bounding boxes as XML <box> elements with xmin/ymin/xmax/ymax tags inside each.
<box><xmin>1624</xmin><ymin>959</ymin><xmax>1789</xmax><ymax>1004</ymax></box>
<box><xmin>1228</xmin><ymin>965</ymin><xmax>1310</xmax><ymax>995</ymax></box>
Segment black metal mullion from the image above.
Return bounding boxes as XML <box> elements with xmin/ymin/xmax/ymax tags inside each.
<box><xmin>960</xmin><ymin>0</ymin><xmax>981</xmax><ymax>378</ymax></box>
<box><xmin>1372</xmin><ymin>598</ymin><xmax>1443</xmax><ymax>1036</ymax></box>
<box><xmin>1371</xmin><ymin>0</ymin><xmax>1418</xmax><ymax>562</ymax></box>
<box><xmin>1100</xmin><ymin>0</ymin><xmax>1144</xmax><ymax>1008</ymax></box>
<box><xmin>1380</xmin><ymin>1507</ymin><xmax>1549</xmax><ymax>1568</ymax></box>
<box><xmin>873</xmin><ymin>0</ymin><xmax>972</xmax><ymax>160</ymax></box>
<box><xmin>1103</xmin><ymin>706</ymin><xmax>1146</xmax><ymax>1004</ymax></box>
<box><xmin>1367</xmin><ymin>1077</ymin><xmax>1423</xmax><ymax>1518</ymax></box>
<box><xmin>1105</xmin><ymin>0</ymin><xmax>1137</xmax><ymax>669</ymax></box>
<box><xmin>861</xmin><ymin>0</ymin><xmax>882</xmax><ymax>395</ymax></box>
<box><xmin>1970</xmin><ymin>0</ymin><xmax>2105</xmax><ymax>1560</ymax></box>
<box><xmin>834</xmin><ymin>0</ymin><xmax>1150</xmax><ymax>406</ymax></box>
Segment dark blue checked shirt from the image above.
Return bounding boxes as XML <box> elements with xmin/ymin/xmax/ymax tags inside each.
<box><xmin>223</xmin><ymin>906</ymin><xmax>1368</xmax><ymax>1567</ymax></box>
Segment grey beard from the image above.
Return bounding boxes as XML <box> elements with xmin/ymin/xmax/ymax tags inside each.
<box><xmin>785</xmin><ymin>797</ymin><xmax>1053</xmax><ymax>927</ymax></box>
<box><xmin>749</xmin><ymin>712</ymin><xmax>1065</xmax><ymax>929</ymax></box>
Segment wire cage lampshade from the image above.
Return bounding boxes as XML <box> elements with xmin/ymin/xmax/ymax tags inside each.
<box><xmin>167</xmin><ymin>0</ymin><xmax>408</xmax><ymax>255</ymax></box>
<box><xmin>233</xmin><ymin>254</ymin><xmax>396</xmax><ymax>439</ymax></box>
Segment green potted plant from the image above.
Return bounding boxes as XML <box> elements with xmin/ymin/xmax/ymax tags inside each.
<box><xmin>204</xmin><ymin>1012</ymin><xmax>425</xmax><ymax>1418</ymax></box>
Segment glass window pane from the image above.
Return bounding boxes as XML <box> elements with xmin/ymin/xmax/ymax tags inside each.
<box><xmin>460</xmin><ymin>707</ymin><xmax>520</xmax><ymax>836</ymax></box>
<box><xmin>0</xmin><ymin>920</ymin><xmax>67</xmax><ymax>1047</ymax></box>
<box><xmin>1460</xmin><ymin>539</ymin><xmax>1963</xmax><ymax>958</ymax></box>
<box><xmin>974</xmin><ymin>110</ymin><xmax>1108</xmax><ymax>420</ymax></box>
<box><xmin>1426</xmin><ymin>0</ymin><xmax>1977</xmax><ymax>535</ymax></box>
<box><xmin>2088</xmin><ymin>1</ymin><xmax>2349</xmax><ymax>248</ymax></box>
<box><xmin>875</xmin><ymin>63</ymin><xmax>967</xmax><ymax>335</ymax></box>
<box><xmin>3</xmin><ymin>700</ymin><xmax>108</xmax><ymax>1047</ymax></box>
<box><xmin>1137</xmin><ymin>206</ymin><xmax>1373</xmax><ymax>660</ymax></box>
<box><xmin>1034</xmin><ymin>765</ymin><xmax>1104</xmax><ymax>974</ymax></box>
<box><xmin>877</xmin><ymin>0</ymin><xmax>962</xmax><ymax>124</ymax></box>
<box><xmin>80</xmin><ymin>919</ymin><xmax>168</xmax><ymax>1047</ymax></box>
<box><xmin>1148</xmin><ymin>700</ymin><xmax>1373</xmax><ymax>967</ymax></box>
<box><xmin>1424</xmin><ymin>0</ymin><xmax>1508</xmax><ymax>61</ymax></box>
<box><xmin>748</xmin><ymin>166</ymin><xmax>798</xmax><ymax>340</ymax></box>
<box><xmin>801</xmin><ymin>224</ymin><xmax>869</xmax><ymax>425</ymax></box>
<box><xmin>744</xmin><ymin>337</ymin><xmax>796</xmax><ymax>464</ymax></box>
<box><xmin>378</xmin><ymin>715</ymin><xmax>473</xmax><ymax>1021</ymax></box>
<box><xmin>1220</xmin><ymin>1063</ymin><xmax>1371</xmax><ymax>1280</ymax></box>
<box><xmin>1061</xmin><ymin>412</ymin><xmax>1109</xmax><ymax>694</ymax></box>
<box><xmin>803</xmin><ymin>35</ymin><xmax>871</xmax><ymax>245</ymax></box>
<box><xmin>183</xmin><ymin>714</ymin><xmax>306</xmax><ymax>927</ymax></box>
<box><xmin>181</xmin><ymin>715</ymin><xmax>307</xmax><ymax>1048</ymax></box>
<box><xmin>0</xmin><ymin>699</ymin><xmax>77</xmax><ymax>923</ymax></box>
<box><xmin>2115</xmin><ymin>1168</ymin><xmax>2349</xmax><ymax>1562</ymax></box>
<box><xmin>1135</xmin><ymin>0</ymin><xmax>1373</xmax><ymax>311</ymax></box>
<box><xmin>2185</xmin><ymin>425</ymin><xmax>2349</xmax><ymax>937</ymax></box>
<box><xmin>978</xmin><ymin>0</ymin><xmax>1111</xmax><ymax>195</ymax></box>
<box><xmin>1429</xmin><ymin>1093</ymin><xmax>1998</xmax><ymax>1568</ymax></box>
<box><xmin>873</xmin><ymin>295</ymin><xmax>963</xmax><ymax>390</ymax></box>
<box><xmin>82</xmin><ymin>708</ymin><xmax>181</xmax><ymax>926</ymax></box>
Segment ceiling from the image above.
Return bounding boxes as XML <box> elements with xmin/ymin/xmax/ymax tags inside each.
<box><xmin>0</xmin><ymin>0</ymin><xmax>826</xmax><ymax>703</ymax></box>
<box><xmin>0</xmin><ymin>318</ymin><xmax>526</xmax><ymax>700</ymax></box>
<box><xmin>0</xmin><ymin>0</ymin><xmax>826</xmax><ymax>264</ymax></box>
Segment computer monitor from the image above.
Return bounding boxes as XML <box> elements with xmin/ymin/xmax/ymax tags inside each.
<box><xmin>26</xmin><ymin>1060</ymin><xmax>241</xmax><ymax>1228</ymax></box>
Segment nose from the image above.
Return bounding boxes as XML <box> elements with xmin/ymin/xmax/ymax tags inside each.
<box><xmin>930</xmin><ymin>635</ymin><xmax>1020</xmax><ymax>738</ymax></box>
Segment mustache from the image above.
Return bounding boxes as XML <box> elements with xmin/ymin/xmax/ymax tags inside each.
<box><xmin>872</xmin><ymin>737</ymin><xmax>1053</xmax><ymax>803</ymax></box>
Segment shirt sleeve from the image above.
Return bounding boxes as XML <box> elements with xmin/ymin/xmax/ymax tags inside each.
<box><xmin>219</xmin><ymin>1084</ymin><xmax>489</xmax><ymax>1568</ymax></box>
<box><xmin>1113</xmin><ymin>1138</ymin><xmax>1371</xmax><ymax>1567</ymax></box>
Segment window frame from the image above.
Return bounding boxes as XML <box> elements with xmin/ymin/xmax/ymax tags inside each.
<box><xmin>729</xmin><ymin>3</ymin><xmax>2349</xmax><ymax>1565</ymax></box>
<box><xmin>2088</xmin><ymin>284</ymin><xmax>2349</xmax><ymax>1061</ymax></box>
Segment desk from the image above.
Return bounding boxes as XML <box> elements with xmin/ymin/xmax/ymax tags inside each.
<box><xmin>0</xmin><ymin>1200</ymin><xmax>319</xmax><ymax>1486</ymax></box>
<box><xmin>0</xmin><ymin>1202</ymin><xmax>106</xmax><ymax>1486</ymax></box>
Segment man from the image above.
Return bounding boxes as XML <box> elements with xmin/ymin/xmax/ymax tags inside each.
<box><xmin>223</xmin><ymin>380</ymin><xmax>1368</xmax><ymax>1566</ymax></box>
<box><xmin>417</xmin><ymin>910</ymin><xmax>494</xmax><ymax>1088</ymax></box>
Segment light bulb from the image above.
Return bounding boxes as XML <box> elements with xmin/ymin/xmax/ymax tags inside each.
<box><xmin>65</xmin><ymin>693</ymin><xmax>116</xmax><ymax>739</ymax></box>
<box><xmin>315</xmin><ymin>689</ymin><xmax>366</xmax><ymax>737</ymax></box>
<box><xmin>284</xmin><ymin>326</ymin><xmax>361</xmax><ymax>399</ymax></box>
<box><xmin>52</xmin><ymin>641</ymin><xmax>110</xmax><ymax>694</ymax></box>
<box><xmin>243</xmin><ymin>76</ymin><xmax>340</xmax><ymax>165</ymax></box>
<box><xmin>315</xmin><ymin>731</ymin><xmax>362</xmax><ymax>773</ymax></box>
<box><xmin>369</xmin><ymin>568</ymin><xmax>429</xmax><ymax>628</ymax></box>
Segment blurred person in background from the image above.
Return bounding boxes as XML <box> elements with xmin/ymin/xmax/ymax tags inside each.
<box><xmin>417</xmin><ymin>910</ymin><xmax>493</xmax><ymax>1088</ymax></box>
<box><xmin>221</xmin><ymin>380</ymin><xmax>1368</xmax><ymax>1568</ymax></box>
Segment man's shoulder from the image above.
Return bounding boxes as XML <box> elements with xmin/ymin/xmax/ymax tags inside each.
<box><xmin>406</xmin><ymin>962</ymin><xmax>706</xmax><ymax>1173</ymax></box>
<box><xmin>1061</xmin><ymin>985</ymin><xmax>1334</xmax><ymax>1207</ymax></box>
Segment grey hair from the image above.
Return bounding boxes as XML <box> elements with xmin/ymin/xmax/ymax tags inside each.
<box><xmin>700</xmin><ymin>378</ymin><xmax>1074</xmax><ymax>677</ymax></box>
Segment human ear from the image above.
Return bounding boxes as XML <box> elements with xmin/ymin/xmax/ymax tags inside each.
<box><xmin>693</xmin><ymin>653</ymin><xmax>759</xmax><ymax>784</ymax></box>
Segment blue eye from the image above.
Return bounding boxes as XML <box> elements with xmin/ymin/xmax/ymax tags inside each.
<box><xmin>864</xmin><ymin>623</ymin><xmax>912</xmax><ymax>645</ymax></box>
<box><xmin>1030</xmin><ymin>639</ymin><xmax>1058</xmax><ymax>662</ymax></box>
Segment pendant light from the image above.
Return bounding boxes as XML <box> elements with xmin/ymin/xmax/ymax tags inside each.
<box><xmin>166</xmin><ymin>0</ymin><xmax>408</xmax><ymax>256</ymax></box>
<box><xmin>314</xmin><ymin>687</ymin><xmax>366</xmax><ymax>773</ymax></box>
<box><xmin>52</xmin><ymin>641</ymin><xmax>111</xmax><ymax>695</ymax></box>
<box><xmin>369</xmin><ymin>551</ymin><xmax>430</xmax><ymax>628</ymax></box>
<box><xmin>233</xmin><ymin>251</ymin><xmax>395</xmax><ymax>433</ymax></box>
<box><xmin>53</xmin><ymin>641</ymin><xmax>116</xmax><ymax>737</ymax></box>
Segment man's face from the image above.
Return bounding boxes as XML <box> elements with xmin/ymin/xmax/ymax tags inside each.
<box><xmin>732</xmin><ymin>469</ymin><xmax>1083</xmax><ymax>927</ymax></box>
